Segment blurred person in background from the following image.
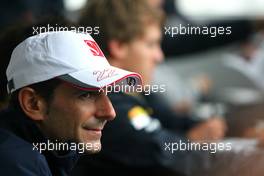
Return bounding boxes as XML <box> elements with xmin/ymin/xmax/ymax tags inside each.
<box><xmin>144</xmin><ymin>0</ymin><xmax>264</xmax><ymax>116</ymax></box>
<box><xmin>223</xmin><ymin>32</ymin><xmax>264</xmax><ymax>91</ymax></box>
<box><xmin>146</xmin><ymin>0</ymin><xmax>263</xmax><ymax>57</ymax></box>
<box><xmin>154</xmin><ymin>67</ymin><xmax>212</xmax><ymax>114</ymax></box>
<box><xmin>72</xmin><ymin>0</ymin><xmax>227</xmax><ymax>175</ymax></box>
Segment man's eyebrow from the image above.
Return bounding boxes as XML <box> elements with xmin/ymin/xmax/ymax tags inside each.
<box><xmin>72</xmin><ymin>89</ymin><xmax>87</xmax><ymax>95</ymax></box>
<box><xmin>73</xmin><ymin>89</ymin><xmax>100</xmax><ymax>95</ymax></box>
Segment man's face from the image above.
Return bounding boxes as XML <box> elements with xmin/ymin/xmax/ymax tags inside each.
<box><xmin>122</xmin><ymin>24</ymin><xmax>164</xmax><ymax>85</ymax></box>
<box><xmin>39</xmin><ymin>83</ymin><xmax>116</xmax><ymax>153</ymax></box>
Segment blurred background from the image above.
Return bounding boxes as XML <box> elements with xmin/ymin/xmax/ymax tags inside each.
<box><xmin>1</xmin><ymin>0</ymin><xmax>264</xmax><ymax>175</ymax></box>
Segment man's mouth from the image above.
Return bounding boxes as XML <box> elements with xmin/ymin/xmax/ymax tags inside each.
<box><xmin>82</xmin><ymin>121</ymin><xmax>106</xmax><ymax>136</ymax></box>
<box><xmin>83</xmin><ymin>127</ymin><xmax>103</xmax><ymax>136</ymax></box>
<box><xmin>86</xmin><ymin>128</ymin><xmax>103</xmax><ymax>132</ymax></box>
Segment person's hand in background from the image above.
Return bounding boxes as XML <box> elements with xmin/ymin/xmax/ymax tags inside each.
<box><xmin>187</xmin><ymin>117</ymin><xmax>227</xmax><ymax>143</ymax></box>
<box><xmin>243</xmin><ymin>123</ymin><xmax>264</xmax><ymax>148</ymax></box>
<box><xmin>192</xmin><ymin>75</ymin><xmax>213</xmax><ymax>97</ymax></box>
<box><xmin>172</xmin><ymin>75</ymin><xmax>213</xmax><ymax>114</ymax></box>
<box><xmin>257</xmin><ymin>131</ymin><xmax>264</xmax><ymax>148</ymax></box>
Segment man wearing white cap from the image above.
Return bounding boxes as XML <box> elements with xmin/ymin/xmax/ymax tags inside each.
<box><xmin>0</xmin><ymin>31</ymin><xmax>141</xmax><ymax>176</ymax></box>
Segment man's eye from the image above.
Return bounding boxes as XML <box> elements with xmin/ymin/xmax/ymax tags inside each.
<box><xmin>79</xmin><ymin>92</ymin><xmax>92</xmax><ymax>99</ymax></box>
<box><xmin>78</xmin><ymin>91</ymin><xmax>101</xmax><ymax>100</ymax></box>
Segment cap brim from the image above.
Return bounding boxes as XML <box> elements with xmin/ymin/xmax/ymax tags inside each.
<box><xmin>58</xmin><ymin>66</ymin><xmax>142</xmax><ymax>91</ymax></box>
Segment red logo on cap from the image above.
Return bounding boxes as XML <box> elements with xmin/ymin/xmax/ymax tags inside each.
<box><xmin>84</xmin><ymin>40</ymin><xmax>104</xmax><ymax>57</ymax></box>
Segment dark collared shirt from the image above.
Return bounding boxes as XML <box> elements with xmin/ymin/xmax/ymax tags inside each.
<box><xmin>0</xmin><ymin>107</ymin><xmax>79</xmax><ymax>176</ymax></box>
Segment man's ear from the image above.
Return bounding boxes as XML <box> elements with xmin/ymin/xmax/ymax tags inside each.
<box><xmin>108</xmin><ymin>40</ymin><xmax>128</xmax><ymax>61</ymax></box>
<box><xmin>18</xmin><ymin>87</ymin><xmax>48</xmax><ymax>121</ymax></box>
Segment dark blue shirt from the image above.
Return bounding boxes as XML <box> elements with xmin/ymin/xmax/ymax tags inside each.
<box><xmin>0</xmin><ymin>108</ymin><xmax>79</xmax><ymax>176</ymax></box>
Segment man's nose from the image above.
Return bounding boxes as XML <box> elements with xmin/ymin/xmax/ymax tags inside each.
<box><xmin>95</xmin><ymin>94</ymin><xmax>116</xmax><ymax>121</ymax></box>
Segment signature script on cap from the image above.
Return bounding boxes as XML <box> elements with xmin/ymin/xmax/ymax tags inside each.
<box><xmin>93</xmin><ymin>69</ymin><xmax>118</xmax><ymax>82</ymax></box>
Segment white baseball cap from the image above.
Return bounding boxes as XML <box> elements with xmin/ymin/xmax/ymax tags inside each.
<box><xmin>6</xmin><ymin>31</ymin><xmax>142</xmax><ymax>93</ymax></box>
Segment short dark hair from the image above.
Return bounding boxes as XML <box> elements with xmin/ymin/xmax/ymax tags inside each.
<box><xmin>9</xmin><ymin>79</ymin><xmax>62</xmax><ymax>111</ymax></box>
